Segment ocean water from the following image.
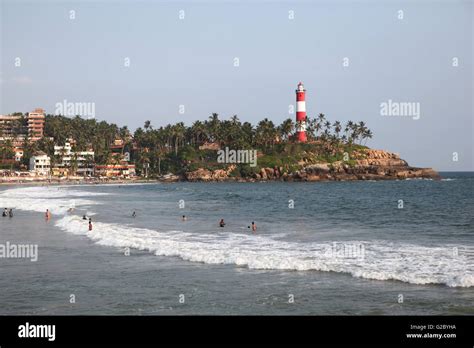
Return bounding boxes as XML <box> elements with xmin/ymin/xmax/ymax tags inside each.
<box><xmin>0</xmin><ymin>173</ymin><xmax>473</xmax><ymax>315</ymax></box>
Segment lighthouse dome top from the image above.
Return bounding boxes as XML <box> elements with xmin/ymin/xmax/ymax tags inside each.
<box><xmin>297</xmin><ymin>82</ymin><xmax>305</xmax><ymax>91</ymax></box>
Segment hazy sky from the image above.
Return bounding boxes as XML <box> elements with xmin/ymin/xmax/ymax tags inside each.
<box><xmin>1</xmin><ymin>0</ymin><xmax>472</xmax><ymax>170</ymax></box>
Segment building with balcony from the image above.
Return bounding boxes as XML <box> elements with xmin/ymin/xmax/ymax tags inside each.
<box><xmin>53</xmin><ymin>142</ymin><xmax>95</xmax><ymax>176</ymax></box>
<box><xmin>0</xmin><ymin>108</ymin><xmax>45</xmax><ymax>142</ymax></box>
<box><xmin>29</xmin><ymin>152</ymin><xmax>51</xmax><ymax>175</ymax></box>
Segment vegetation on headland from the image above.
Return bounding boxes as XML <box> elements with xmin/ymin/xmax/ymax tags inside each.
<box><xmin>0</xmin><ymin>112</ymin><xmax>373</xmax><ymax>176</ymax></box>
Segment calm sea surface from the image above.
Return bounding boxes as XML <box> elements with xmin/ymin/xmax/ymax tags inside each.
<box><xmin>0</xmin><ymin>172</ymin><xmax>473</xmax><ymax>315</ymax></box>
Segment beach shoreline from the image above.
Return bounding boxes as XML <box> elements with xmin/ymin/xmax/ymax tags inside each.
<box><xmin>0</xmin><ymin>177</ymin><xmax>164</xmax><ymax>186</ymax></box>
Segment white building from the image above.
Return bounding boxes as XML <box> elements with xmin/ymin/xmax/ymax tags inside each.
<box><xmin>54</xmin><ymin>142</ymin><xmax>94</xmax><ymax>176</ymax></box>
<box><xmin>29</xmin><ymin>152</ymin><xmax>51</xmax><ymax>175</ymax></box>
<box><xmin>14</xmin><ymin>148</ymin><xmax>23</xmax><ymax>162</ymax></box>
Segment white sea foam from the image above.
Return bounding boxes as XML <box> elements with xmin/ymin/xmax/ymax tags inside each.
<box><xmin>0</xmin><ymin>186</ymin><xmax>106</xmax><ymax>214</ymax></box>
<box><xmin>2</xmin><ymin>185</ymin><xmax>473</xmax><ymax>287</ymax></box>
<box><xmin>55</xmin><ymin>214</ymin><xmax>474</xmax><ymax>287</ymax></box>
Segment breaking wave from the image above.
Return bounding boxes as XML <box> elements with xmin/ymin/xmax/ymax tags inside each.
<box><xmin>2</xmin><ymin>185</ymin><xmax>473</xmax><ymax>287</ymax></box>
<box><xmin>0</xmin><ymin>185</ymin><xmax>107</xmax><ymax>214</ymax></box>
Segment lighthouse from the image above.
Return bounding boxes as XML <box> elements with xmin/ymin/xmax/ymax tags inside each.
<box><xmin>295</xmin><ymin>82</ymin><xmax>307</xmax><ymax>142</ymax></box>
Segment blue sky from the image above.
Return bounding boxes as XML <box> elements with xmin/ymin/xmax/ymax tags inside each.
<box><xmin>1</xmin><ymin>0</ymin><xmax>472</xmax><ymax>170</ymax></box>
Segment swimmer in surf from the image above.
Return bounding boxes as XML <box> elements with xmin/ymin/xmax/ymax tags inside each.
<box><xmin>219</xmin><ymin>219</ymin><xmax>225</xmax><ymax>227</ymax></box>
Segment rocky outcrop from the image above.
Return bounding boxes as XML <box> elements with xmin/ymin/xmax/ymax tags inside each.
<box><xmin>287</xmin><ymin>150</ymin><xmax>439</xmax><ymax>182</ymax></box>
<box><xmin>183</xmin><ymin>149</ymin><xmax>439</xmax><ymax>182</ymax></box>
<box><xmin>184</xmin><ymin>165</ymin><xmax>236</xmax><ymax>182</ymax></box>
<box><xmin>158</xmin><ymin>173</ymin><xmax>181</xmax><ymax>182</ymax></box>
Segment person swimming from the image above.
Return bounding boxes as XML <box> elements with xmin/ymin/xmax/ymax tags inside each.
<box><xmin>8</xmin><ymin>209</ymin><xmax>13</xmax><ymax>218</ymax></box>
<box><xmin>182</xmin><ymin>215</ymin><xmax>187</xmax><ymax>221</ymax></box>
<box><xmin>88</xmin><ymin>218</ymin><xmax>93</xmax><ymax>231</ymax></box>
<box><xmin>219</xmin><ymin>219</ymin><xmax>225</xmax><ymax>227</ymax></box>
<box><xmin>45</xmin><ymin>209</ymin><xmax>51</xmax><ymax>220</ymax></box>
<box><xmin>2</xmin><ymin>208</ymin><xmax>8</xmax><ymax>217</ymax></box>
<box><xmin>248</xmin><ymin>222</ymin><xmax>257</xmax><ymax>233</ymax></box>
<box><xmin>132</xmin><ymin>211</ymin><xmax>136</xmax><ymax>218</ymax></box>
<box><xmin>82</xmin><ymin>215</ymin><xmax>87</xmax><ymax>220</ymax></box>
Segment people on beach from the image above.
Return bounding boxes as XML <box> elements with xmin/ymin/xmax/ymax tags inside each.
<box><xmin>2</xmin><ymin>208</ymin><xmax>7</xmax><ymax>217</ymax></box>
<box><xmin>219</xmin><ymin>219</ymin><xmax>225</xmax><ymax>227</ymax></box>
<box><xmin>45</xmin><ymin>209</ymin><xmax>51</xmax><ymax>220</ymax></box>
<box><xmin>88</xmin><ymin>218</ymin><xmax>93</xmax><ymax>231</ymax></box>
<box><xmin>182</xmin><ymin>215</ymin><xmax>187</xmax><ymax>221</ymax></box>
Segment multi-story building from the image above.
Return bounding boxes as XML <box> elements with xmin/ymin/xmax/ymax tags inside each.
<box><xmin>27</xmin><ymin>108</ymin><xmax>46</xmax><ymax>141</ymax></box>
<box><xmin>54</xmin><ymin>142</ymin><xmax>95</xmax><ymax>176</ymax></box>
<box><xmin>0</xmin><ymin>108</ymin><xmax>45</xmax><ymax>142</ymax></box>
<box><xmin>29</xmin><ymin>152</ymin><xmax>51</xmax><ymax>175</ymax></box>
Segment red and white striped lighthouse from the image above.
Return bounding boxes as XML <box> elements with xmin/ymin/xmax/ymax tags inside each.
<box><xmin>295</xmin><ymin>82</ymin><xmax>307</xmax><ymax>142</ymax></box>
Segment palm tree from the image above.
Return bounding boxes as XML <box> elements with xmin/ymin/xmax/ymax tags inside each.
<box><xmin>191</xmin><ymin>120</ymin><xmax>206</xmax><ymax>146</ymax></box>
<box><xmin>69</xmin><ymin>153</ymin><xmax>79</xmax><ymax>176</ymax></box>
<box><xmin>144</xmin><ymin>120</ymin><xmax>152</xmax><ymax>131</ymax></box>
<box><xmin>207</xmin><ymin>113</ymin><xmax>220</xmax><ymax>143</ymax></box>
<box><xmin>256</xmin><ymin>118</ymin><xmax>277</xmax><ymax>149</ymax></box>
<box><xmin>344</xmin><ymin>121</ymin><xmax>354</xmax><ymax>143</ymax></box>
<box><xmin>333</xmin><ymin>121</ymin><xmax>342</xmax><ymax>139</ymax></box>
<box><xmin>118</xmin><ymin>126</ymin><xmax>131</xmax><ymax>155</ymax></box>
<box><xmin>230</xmin><ymin>114</ymin><xmax>240</xmax><ymax>125</ymax></box>
<box><xmin>357</xmin><ymin>121</ymin><xmax>367</xmax><ymax>144</ymax></box>
<box><xmin>172</xmin><ymin>122</ymin><xmax>186</xmax><ymax>155</ymax></box>
<box><xmin>0</xmin><ymin>139</ymin><xmax>15</xmax><ymax>161</ymax></box>
<box><xmin>362</xmin><ymin>128</ymin><xmax>373</xmax><ymax>145</ymax></box>
<box><xmin>317</xmin><ymin>113</ymin><xmax>326</xmax><ymax>126</ymax></box>
<box><xmin>279</xmin><ymin>118</ymin><xmax>295</xmax><ymax>141</ymax></box>
<box><xmin>314</xmin><ymin>121</ymin><xmax>322</xmax><ymax>139</ymax></box>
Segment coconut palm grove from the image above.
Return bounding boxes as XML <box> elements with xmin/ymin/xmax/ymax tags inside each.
<box><xmin>0</xmin><ymin>112</ymin><xmax>373</xmax><ymax>178</ymax></box>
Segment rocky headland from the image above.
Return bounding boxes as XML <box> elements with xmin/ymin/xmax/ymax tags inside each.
<box><xmin>183</xmin><ymin>149</ymin><xmax>440</xmax><ymax>182</ymax></box>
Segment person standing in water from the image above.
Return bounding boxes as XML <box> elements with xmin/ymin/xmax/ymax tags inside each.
<box><xmin>219</xmin><ymin>219</ymin><xmax>225</xmax><ymax>227</ymax></box>
<box><xmin>182</xmin><ymin>215</ymin><xmax>187</xmax><ymax>221</ymax></box>
<box><xmin>88</xmin><ymin>218</ymin><xmax>93</xmax><ymax>232</ymax></box>
<box><xmin>2</xmin><ymin>208</ymin><xmax>8</xmax><ymax>217</ymax></box>
<box><xmin>132</xmin><ymin>211</ymin><xmax>136</xmax><ymax>218</ymax></box>
<box><xmin>45</xmin><ymin>209</ymin><xmax>51</xmax><ymax>220</ymax></box>
<box><xmin>250</xmin><ymin>222</ymin><xmax>257</xmax><ymax>233</ymax></box>
<box><xmin>8</xmin><ymin>209</ymin><xmax>13</xmax><ymax>218</ymax></box>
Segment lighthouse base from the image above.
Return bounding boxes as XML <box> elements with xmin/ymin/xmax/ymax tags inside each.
<box><xmin>296</xmin><ymin>132</ymin><xmax>307</xmax><ymax>142</ymax></box>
